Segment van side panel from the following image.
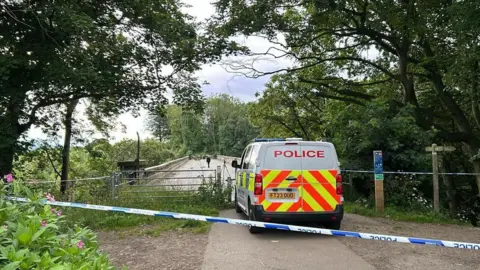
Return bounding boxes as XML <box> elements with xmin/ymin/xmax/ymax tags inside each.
<box><xmin>247</xmin><ymin>172</ymin><xmax>255</xmax><ymax>192</ymax></box>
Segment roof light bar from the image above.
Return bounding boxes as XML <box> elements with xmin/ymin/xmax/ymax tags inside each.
<box><xmin>253</xmin><ymin>138</ymin><xmax>285</xmax><ymax>142</ymax></box>
<box><xmin>253</xmin><ymin>138</ymin><xmax>304</xmax><ymax>142</ymax></box>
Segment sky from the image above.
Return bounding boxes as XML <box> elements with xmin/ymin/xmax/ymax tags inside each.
<box><xmin>26</xmin><ymin>0</ymin><xmax>291</xmax><ymax>144</ymax></box>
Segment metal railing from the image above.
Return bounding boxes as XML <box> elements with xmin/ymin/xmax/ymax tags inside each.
<box><xmin>112</xmin><ymin>168</ymin><xmax>218</xmax><ymax>200</ymax></box>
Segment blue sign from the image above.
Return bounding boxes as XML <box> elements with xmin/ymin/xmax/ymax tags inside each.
<box><xmin>374</xmin><ymin>150</ymin><xmax>383</xmax><ymax>175</ymax></box>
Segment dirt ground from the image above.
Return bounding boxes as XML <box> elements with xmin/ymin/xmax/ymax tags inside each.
<box><xmin>97</xmin><ymin>214</ymin><xmax>480</xmax><ymax>270</ymax></box>
<box><xmin>339</xmin><ymin>214</ymin><xmax>480</xmax><ymax>270</ymax></box>
<box><xmin>98</xmin><ymin>229</ymin><xmax>208</xmax><ymax>270</ymax></box>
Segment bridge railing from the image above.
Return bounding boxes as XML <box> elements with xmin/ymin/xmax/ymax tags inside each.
<box><xmin>143</xmin><ymin>156</ymin><xmax>189</xmax><ymax>175</ymax></box>
<box><xmin>216</xmin><ymin>155</ymin><xmax>240</xmax><ymax>163</ymax></box>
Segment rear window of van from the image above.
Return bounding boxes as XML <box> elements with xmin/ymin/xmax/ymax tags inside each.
<box><xmin>263</xmin><ymin>143</ymin><xmax>336</xmax><ymax>170</ymax></box>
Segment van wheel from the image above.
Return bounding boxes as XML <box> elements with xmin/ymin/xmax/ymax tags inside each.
<box><xmin>247</xmin><ymin>201</ymin><xmax>263</xmax><ymax>234</ymax></box>
<box><xmin>325</xmin><ymin>221</ymin><xmax>341</xmax><ymax>230</ymax></box>
<box><xmin>234</xmin><ymin>193</ymin><xmax>242</xmax><ymax>213</ymax></box>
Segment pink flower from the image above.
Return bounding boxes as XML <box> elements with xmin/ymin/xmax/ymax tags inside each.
<box><xmin>4</xmin><ymin>174</ymin><xmax>13</xmax><ymax>183</ymax></box>
<box><xmin>56</xmin><ymin>210</ymin><xmax>62</xmax><ymax>216</ymax></box>
<box><xmin>41</xmin><ymin>220</ymin><xmax>47</xmax><ymax>227</ymax></box>
<box><xmin>45</xmin><ymin>193</ymin><xmax>55</xmax><ymax>202</ymax></box>
<box><xmin>76</xmin><ymin>240</ymin><xmax>85</xmax><ymax>249</ymax></box>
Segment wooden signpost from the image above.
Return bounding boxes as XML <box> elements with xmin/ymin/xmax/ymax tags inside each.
<box><xmin>425</xmin><ymin>144</ymin><xmax>456</xmax><ymax>212</ymax></box>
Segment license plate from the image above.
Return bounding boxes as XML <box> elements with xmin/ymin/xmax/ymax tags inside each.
<box><xmin>268</xmin><ymin>192</ymin><xmax>295</xmax><ymax>199</ymax></box>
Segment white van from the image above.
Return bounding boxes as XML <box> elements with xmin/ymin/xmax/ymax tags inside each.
<box><xmin>231</xmin><ymin>138</ymin><xmax>344</xmax><ymax>233</ymax></box>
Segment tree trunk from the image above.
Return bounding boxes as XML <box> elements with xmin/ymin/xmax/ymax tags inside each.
<box><xmin>0</xmin><ymin>116</ymin><xmax>22</xmax><ymax>178</ymax></box>
<box><xmin>0</xmin><ymin>142</ymin><xmax>16</xmax><ymax>178</ymax></box>
<box><xmin>463</xmin><ymin>143</ymin><xmax>480</xmax><ymax>195</ymax></box>
<box><xmin>440</xmin><ymin>157</ymin><xmax>457</xmax><ymax>217</ymax></box>
<box><xmin>472</xmin><ymin>159</ymin><xmax>480</xmax><ymax>195</ymax></box>
<box><xmin>60</xmin><ymin>100</ymin><xmax>78</xmax><ymax>194</ymax></box>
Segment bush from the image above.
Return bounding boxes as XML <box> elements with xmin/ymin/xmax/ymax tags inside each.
<box><xmin>0</xmin><ymin>175</ymin><xmax>120</xmax><ymax>270</ymax></box>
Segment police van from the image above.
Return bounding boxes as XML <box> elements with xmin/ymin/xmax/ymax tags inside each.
<box><xmin>231</xmin><ymin>138</ymin><xmax>344</xmax><ymax>233</ymax></box>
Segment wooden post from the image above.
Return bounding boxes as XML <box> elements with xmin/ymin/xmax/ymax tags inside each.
<box><xmin>226</xmin><ymin>177</ymin><xmax>233</xmax><ymax>202</ymax></box>
<box><xmin>216</xmin><ymin>165</ymin><xmax>222</xmax><ymax>193</ymax></box>
<box><xmin>375</xmin><ymin>181</ymin><xmax>384</xmax><ymax>213</ymax></box>
<box><xmin>425</xmin><ymin>144</ymin><xmax>456</xmax><ymax>212</ymax></box>
<box><xmin>432</xmin><ymin>144</ymin><xmax>439</xmax><ymax>212</ymax></box>
<box><xmin>373</xmin><ymin>151</ymin><xmax>384</xmax><ymax>213</ymax></box>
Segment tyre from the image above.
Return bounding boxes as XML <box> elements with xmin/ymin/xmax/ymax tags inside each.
<box><xmin>324</xmin><ymin>221</ymin><xmax>341</xmax><ymax>230</ymax></box>
<box><xmin>234</xmin><ymin>192</ymin><xmax>242</xmax><ymax>213</ymax></box>
<box><xmin>247</xmin><ymin>201</ymin><xmax>263</xmax><ymax>234</ymax></box>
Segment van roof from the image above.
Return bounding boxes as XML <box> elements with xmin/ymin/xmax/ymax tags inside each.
<box><xmin>249</xmin><ymin>140</ymin><xmax>334</xmax><ymax>147</ymax></box>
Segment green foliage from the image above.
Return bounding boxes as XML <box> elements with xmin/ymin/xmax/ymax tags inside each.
<box><xmin>13</xmin><ymin>138</ymin><xmax>179</xmax><ymax>182</ymax></box>
<box><xmin>62</xmin><ymin>196</ymin><xmax>219</xmax><ymax>232</ymax></box>
<box><xmin>148</xmin><ymin>94</ymin><xmax>259</xmax><ymax>157</ymax></box>
<box><xmin>0</xmin><ymin>0</ymin><xmax>232</xmax><ymax>175</ymax></box>
<box><xmin>203</xmin><ymin>94</ymin><xmax>259</xmax><ymax>156</ymax></box>
<box><xmin>210</xmin><ymin>0</ymin><xmax>480</xmax><ymax>195</ymax></box>
<box><xmin>0</xmin><ymin>181</ymin><xmax>120</xmax><ymax>269</ymax></box>
<box><xmin>344</xmin><ymin>202</ymin><xmax>465</xmax><ymax>226</ymax></box>
<box><xmin>209</xmin><ymin>0</ymin><xmax>480</xmax><ymax>223</ymax></box>
<box><xmin>166</xmin><ymin>105</ymin><xmax>207</xmax><ymax>155</ymax></box>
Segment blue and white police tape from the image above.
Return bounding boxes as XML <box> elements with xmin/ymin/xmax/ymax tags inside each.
<box><xmin>341</xmin><ymin>170</ymin><xmax>480</xmax><ymax>176</ymax></box>
<box><xmin>5</xmin><ymin>196</ymin><xmax>480</xmax><ymax>250</ymax></box>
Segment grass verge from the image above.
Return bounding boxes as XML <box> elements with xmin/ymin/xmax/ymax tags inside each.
<box><xmin>61</xmin><ymin>198</ymin><xmax>220</xmax><ymax>234</ymax></box>
<box><xmin>58</xmin><ymin>184</ymin><xmax>233</xmax><ymax>236</ymax></box>
<box><xmin>344</xmin><ymin>202</ymin><xmax>468</xmax><ymax>226</ymax></box>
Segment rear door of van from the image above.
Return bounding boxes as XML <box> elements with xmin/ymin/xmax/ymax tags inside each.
<box><xmin>259</xmin><ymin>142</ymin><xmax>304</xmax><ymax>213</ymax></box>
<box><xmin>259</xmin><ymin>141</ymin><xmax>341</xmax><ymax>213</ymax></box>
<box><xmin>299</xmin><ymin>142</ymin><xmax>341</xmax><ymax>213</ymax></box>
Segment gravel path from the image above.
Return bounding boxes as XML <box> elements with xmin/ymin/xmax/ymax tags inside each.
<box><xmin>339</xmin><ymin>214</ymin><xmax>480</xmax><ymax>270</ymax></box>
<box><xmin>98</xmin><ymin>230</ymin><xmax>208</xmax><ymax>270</ymax></box>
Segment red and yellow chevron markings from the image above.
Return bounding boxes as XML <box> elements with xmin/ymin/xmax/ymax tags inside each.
<box><xmin>257</xmin><ymin>169</ymin><xmax>340</xmax><ymax>213</ymax></box>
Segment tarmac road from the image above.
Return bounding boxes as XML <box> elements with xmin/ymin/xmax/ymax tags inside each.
<box><xmin>171</xmin><ymin>159</ymin><xmax>374</xmax><ymax>269</ymax></box>
<box><xmin>201</xmin><ymin>209</ymin><xmax>375</xmax><ymax>270</ymax></box>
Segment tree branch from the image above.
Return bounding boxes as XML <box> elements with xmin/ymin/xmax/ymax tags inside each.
<box><xmin>267</xmin><ymin>116</ymin><xmax>304</xmax><ymax>138</ymax></box>
<box><xmin>298</xmin><ymin>77</ymin><xmax>377</xmax><ymax>100</ymax></box>
<box><xmin>419</xmin><ymin>39</ymin><xmax>474</xmax><ymax>134</ymax></box>
<box><xmin>44</xmin><ymin>149</ymin><xmax>61</xmax><ymax>179</ymax></box>
<box><xmin>472</xmin><ymin>60</ymin><xmax>480</xmax><ymax>128</ymax></box>
<box><xmin>304</xmin><ymin>95</ymin><xmax>325</xmax><ymax>114</ymax></box>
<box><xmin>289</xmin><ymin>103</ymin><xmax>311</xmax><ymax>140</ymax></box>
<box><xmin>312</xmin><ymin>88</ymin><xmax>367</xmax><ymax>106</ymax></box>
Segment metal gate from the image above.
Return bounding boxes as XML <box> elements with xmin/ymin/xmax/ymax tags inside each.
<box><xmin>112</xmin><ymin>168</ymin><xmax>219</xmax><ymax>200</ymax></box>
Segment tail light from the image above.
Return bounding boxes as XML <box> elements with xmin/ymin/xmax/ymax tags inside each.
<box><xmin>254</xmin><ymin>174</ymin><xmax>263</xmax><ymax>195</ymax></box>
<box><xmin>336</xmin><ymin>174</ymin><xmax>343</xmax><ymax>195</ymax></box>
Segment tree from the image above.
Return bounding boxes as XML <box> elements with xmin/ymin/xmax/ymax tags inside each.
<box><xmin>60</xmin><ymin>100</ymin><xmax>79</xmax><ymax>193</ymax></box>
<box><xmin>147</xmin><ymin>94</ymin><xmax>259</xmax><ymax>157</ymax></box>
<box><xmin>202</xmin><ymin>94</ymin><xmax>259</xmax><ymax>156</ymax></box>
<box><xmin>146</xmin><ymin>110</ymin><xmax>171</xmax><ymax>142</ymax></box>
<box><xmin>0</xmin><ymin>0</ymin><xmax>227</xmax><ymax>176</ymax></box>
<box><xmin>165</xmin><ymin>105</ymin><xmax>206</xmax><ymax>155</ymax></box>
<box><xmin>248</xmin><ymin>72</ymin><xmax>327</xmax><ymax>140</ymax></box>
<box><xmin>210</xmin><ymin>0</ymin><xmax>480</xmax><ymax>194</ymax></box>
